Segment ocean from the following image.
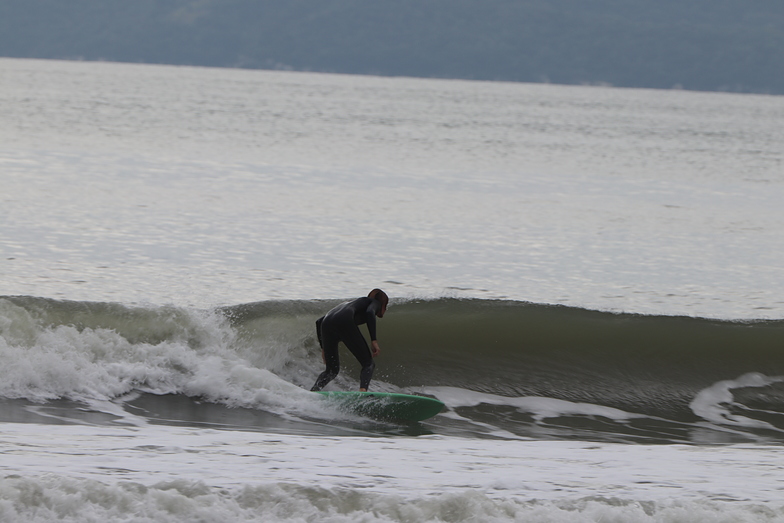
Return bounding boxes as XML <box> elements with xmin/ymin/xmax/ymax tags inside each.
<box><xmin>1</xmin><ymin>57</ymin><xmax>784</xmax><ymax>521</ymax></box>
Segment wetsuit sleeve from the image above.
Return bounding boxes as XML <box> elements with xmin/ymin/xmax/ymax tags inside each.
<box><xmin>365</xmin><ymin>301</ymin><xmax>378</xmax><ymax>341</ymax></box>
<box><xmin>315</xmin><ymin>316</ymin><xmax>325</xmax><ymax>349</ymax></box>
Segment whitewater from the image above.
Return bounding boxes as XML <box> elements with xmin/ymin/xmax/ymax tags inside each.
<box><xmin>1</xmin><ymin>57</ymin><xmax>784</xmax><ymax>521</ymax></box>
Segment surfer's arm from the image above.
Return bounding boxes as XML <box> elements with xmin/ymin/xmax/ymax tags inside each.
<box><xmin>364</xmin><ymin>302</ymin><xmax>378</xmax><ymax>341</ymax></box>
<box><xmin>315</xmin><ymin>316</ymin><xmax>326</xmax><ymax>363</ymax></box>
<box><xmin>365</xmin><ymin>302</ymin><xmax>381</xmax><ymax>357</ymax></box>
<box><xmin>315</xmin><ymin>316</ymin><xmax>325</xmax><ymax>348</ymax></box>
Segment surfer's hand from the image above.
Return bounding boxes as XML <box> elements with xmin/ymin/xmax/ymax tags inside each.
<box><xmin>371</xmin><ymin>340</ymin><xmax>381</xmax><ymax>357</ymax></box>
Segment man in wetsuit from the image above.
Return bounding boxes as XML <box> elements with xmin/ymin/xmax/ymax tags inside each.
<box><xmin>311</xmin><ymin>289</ymin><xmax>389</xmax><ymax>392</ymax></box>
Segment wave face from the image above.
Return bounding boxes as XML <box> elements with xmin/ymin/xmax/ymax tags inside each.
<box><xmin>3</xmin><ymin>295</ymin><xmax>784</xmax><ymax>444</ymax></box>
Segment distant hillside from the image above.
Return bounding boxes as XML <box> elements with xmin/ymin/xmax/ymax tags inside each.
<box><xmin>1</xmin><ymin>0</ymin><xmax>783</xmax><ymax>94</ymax></box>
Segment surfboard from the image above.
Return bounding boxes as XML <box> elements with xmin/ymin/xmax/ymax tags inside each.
<box><xmin>315</xmin><ymin>391</ymin><xmax>444</xmax><ymax>422</ymax></box>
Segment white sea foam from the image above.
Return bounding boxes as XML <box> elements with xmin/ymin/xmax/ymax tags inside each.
<box><xmin>0</xmin><ymin>299</ymin><xmax>318</xmax><ymax>415</ymax></box>
<box><xmin>690</xmin><ymin>373</ymin><xmax>784</xmax><ymax>431</ymax></box>
<box><xmin>428</xmin><ymin>386</ymin><xmax>643</xmax><ymax>423</ymax></box>
<box><xmin>1</xmin><ymin>477</ymin><xmax>781</xmax><ymax>523</ymax></box>
<box><xmin>1</xmin><ymin>423</ymin><xmax>783</xmax><ymax>522</ymax></box>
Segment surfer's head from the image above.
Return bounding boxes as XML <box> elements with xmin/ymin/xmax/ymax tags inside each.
<box><xmin>368</xmin><ymin>289</ymin><xmax>389</xmax><ymax>318</ymax></box>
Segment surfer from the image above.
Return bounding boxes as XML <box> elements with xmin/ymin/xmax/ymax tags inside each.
<box><xmin>310</xmin><ymin>289</ymin><xmax>389</xmax><ymax>392</ymax></box>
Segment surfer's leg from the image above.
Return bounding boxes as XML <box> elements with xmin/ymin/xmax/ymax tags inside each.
<box><xmin>358</xmin><ymin>360</ymin><xmax>375</xmax><ymax>391</ymax></box>
<box><xmin>342</xmin><ymin>326</ymin><xmax>375</xmax><ymax>391</ymax></box>
<box><xmin>311</xmin><ymin>326</ymin><xmax>340</xmax><ymax>391</ymax></box>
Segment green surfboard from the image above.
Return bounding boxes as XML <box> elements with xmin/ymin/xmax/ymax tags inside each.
<box><xmin>315</xmin><ymin>391</ymin><xmax>445</xmax><ymax>422</ymax></box>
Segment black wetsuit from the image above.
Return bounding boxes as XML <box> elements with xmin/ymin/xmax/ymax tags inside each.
<box><xmin>311</xmin><ymin>297</ymin><xmax>381</xmax><ymax>391</ymax></box>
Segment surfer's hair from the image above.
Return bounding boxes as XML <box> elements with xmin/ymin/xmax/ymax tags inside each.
<box><xmin>368</xmin><ymin>288</ymin><xmax>389</xmax><ymax>308</ymax></box>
